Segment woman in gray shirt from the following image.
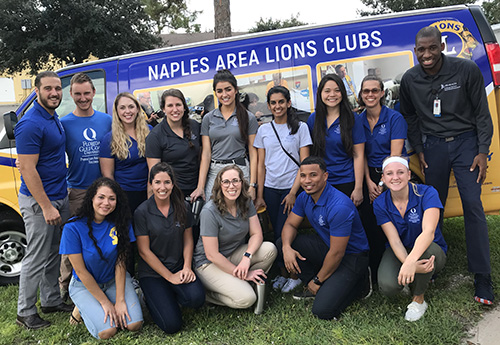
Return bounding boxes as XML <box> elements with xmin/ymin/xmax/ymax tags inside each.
<box><xmin>194</xmin><ymin>165</ymin><xmax>277</xmax><ymax>310</ymax></box>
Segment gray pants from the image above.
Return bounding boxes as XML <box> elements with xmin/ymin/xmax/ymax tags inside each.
<box><xmin>17</xmin><ymin>194</ymin><xmax>70</xmax><ymax>317</ymax></box>
<box><xmin>378</xmin><ymin>242</ymin><xmax>446</xmax><ymax>297</ymax></box>
<box><xmin>204</xmin><ymin>160</ymin><xmax>249</xmax><ymax>200</ymax></box>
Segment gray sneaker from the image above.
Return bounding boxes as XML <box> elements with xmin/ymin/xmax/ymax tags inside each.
<box><xmin>293</xmin><ymin>289</ymin><xmax>315</xmax><ymax>300</ymax></box>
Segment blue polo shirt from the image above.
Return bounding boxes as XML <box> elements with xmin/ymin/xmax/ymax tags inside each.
<box><xmin>360</xmin><ymin>106</ymin><xmax>407</xmax><ymax>168</ymax></box>
<box><xmin>60</xmin><ymin>217</ymin><xmax>136</xmax><ymax>284</ymax></box>
<box><xmin>15</xmin><ymin>100</ymin><xmax>67</xmax><ymax>200</ymax></box>
<box><xmin>292</xmin><ymin>184</ymin><xmax>369</xmax><ymax>254</ymax></box>
<box><xmin>307</xmin><ymin>112</ymin><xmax>366</xmax><ymax>185</ymax></box>
<box><xmin>99</xmin><ymin>130</ymin><xmax>149</xmax><ymax>192</ymax></box>
<box><xmin>373</xmin><ymin>183</ymin><xmax>447</xmax><ymax>253</ymax></box>
<box><xmin>61</xmin><ymin>110</ymin><xmax>112</xmax><ymax>189</ymax></box>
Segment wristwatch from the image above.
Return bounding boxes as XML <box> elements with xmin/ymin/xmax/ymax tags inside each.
<box><xmin>312</xmin><ymin>276</ymin><xmax>323</xmax><ymax>286</ymax></box>
<box><xmin>250</xmin><ymin>183</ymin><xmax>258</xmax><ymax>188</ymax></box>
<box><xmin>243</xmin><ymin>252</ymin><xmax>252</xmax><ymax>259</ymax></box>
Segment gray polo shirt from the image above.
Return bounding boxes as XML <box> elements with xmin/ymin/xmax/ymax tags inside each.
<box><xmin>193</xmin><ymin>199</ymin><xmax>257</xmax><ymax>267</ymax></box>
<box><xmin>134</xmin><ymin>197</ymin><xmax>193</xmax><ymax>279</ymax></box>
<box><xmin>201</xmin><ymin>108</ymin><xmax>259</xmax><ymax>160</ymax></box>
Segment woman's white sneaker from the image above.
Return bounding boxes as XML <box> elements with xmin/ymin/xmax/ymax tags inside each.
<box><xmin>404</xmin><ymin>301</ymin><xmax>428</xmax><ymax>321</ymax></box>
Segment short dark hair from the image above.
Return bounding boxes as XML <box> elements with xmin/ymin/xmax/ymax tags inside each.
<box><xmin>334</xmin><ymin>64</ymin><xmax>344</xmax><ymax>74</ymax></box>
<box><xmin>415</xmin><ymin>26</ymin><xmax>442</xmax><ymax>46</ymax></box>
<box><xmin>300</xmin><ymin>156</ymin><xmax>327</xmax><ymax>172</ymax></box>
<box><xmin>35</xmin><ymin>71</ymin><xmax>59</xmax><ymax>89</ymax></box>
<box><xmin>70</xmin><ymin>72</ymin><xmax>95</xmax><ymax>91</ymax></box>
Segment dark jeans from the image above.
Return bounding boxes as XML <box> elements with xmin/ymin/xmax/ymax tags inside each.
<box><xmin>278</xmin><ymin>234</ymin><xmax>369</xmax><ymax>320</ymax></box>
<box><xmin>125</xmin><ymin>190</ymin><xmax>148</xmax><ymax>277</ymax></box>
<box><xmin>359</xmin><ymin>166</ymin><xmax>387</xmax><ymax>283</ymax></box>
<box><xmin>332</xmin><ymin>181</ymin><xmax>355</xmax><ymax>199</ymax></box>
<box><xmin>264</xmin><ymin>187</ymin><xmax>291</xmax><ymax>241</ymax></box>
<box><xmin>424</xmin><ymin>132</ymin><xmax>491</xmax><ymax>274</ymax></box>
<box><xmin>139</xmin><ymin>275</ymin><xmax>205</xmax><ymax>334</ymax></box>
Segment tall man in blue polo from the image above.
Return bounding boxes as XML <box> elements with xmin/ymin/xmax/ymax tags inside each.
<box><xmin>58</xmin><ymin>72</ymin><xmax>112</xmax><ymax>300</ymax></box>
<box><xmin>280</xmin><ymin>156</ymin><xmax>369</xmax><ymax>320</ymax></box>
<box><xmin>400</xmin><ymin>26</ymin><xmax>494</xmax><ymax>304</ymax></box>
<box><xmin>15</xmin><ymin>71</ymin><xmax>73</xmax><ymax>330</ymax></box>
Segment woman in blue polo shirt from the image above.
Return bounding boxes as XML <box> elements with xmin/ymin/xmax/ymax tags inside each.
<box><xmin>307</xmin><ymin>74</ymin><xmax>366</xmax><ymax>206</ymax></box>
<box><xmin>100</xmin><ymin>92</ymin><xmax>151</xmax><ymax>214</ymax></box>
<box><xmin>60</xmin><ymin>177</ymin><xmax>143</xmax><ymax>339</ymax></box>
<box><xmin>192</xmin><ymin>69</ymin><xmax>259</xmax><ymax>201</ymax></box>
<box><xmin>134</xmin><ymin>162</ymin><xmax>205</xmax><ymax>334</ymax></box>
<box><xmin>373</xmin><ymin>156</ymin><xmax>447</xmax><ymax>322</ymax></box>
<box><xmin>358</xmin><ymin>75</ymin><xmax>407</xmax><ymax>283</ymax></box>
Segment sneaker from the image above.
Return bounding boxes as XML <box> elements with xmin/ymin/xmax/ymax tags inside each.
<box><xmin>271</xmin><ymin>276</ymin><xmax>287</xmax><ymax>290</ymax></box>
<box><xmin>474</xmin><ymin>273</ymin><xmax>495</xmax><ymax>305</ymax></box>
<box><xmin>16</xmin><ymin>313</ymin><xmax>51</xmax><ymax>330</ymax></box>
<box><xmin>293</xmin><ymin>289</ymin><xmax>315</xmax><ymax>300</ymax></box>
<box><xmin>281</xmin><ymin>278</ymin><xmax>302</xmax><ymax>293</ymax></box>
<box><xmin>404</xmin><ymin>301</ymin><xmax>428</xmax><ymax>321</ymax></box>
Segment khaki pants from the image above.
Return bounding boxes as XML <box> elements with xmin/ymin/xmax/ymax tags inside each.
<box><xmin>195</xmin><ymin>242</ymin><xmax>277</xmax><ymax>309</ymax></box>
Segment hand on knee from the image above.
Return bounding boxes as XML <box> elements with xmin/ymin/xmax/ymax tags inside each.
<box><xmin>127</xmin><ymin>321</ymin><xmax>143</xmax><ymax>332</ymax></box>
<box><xmin>98</xmin><ymin>327</ymin><xmax>117</xmax><ymax>340</ymax></box>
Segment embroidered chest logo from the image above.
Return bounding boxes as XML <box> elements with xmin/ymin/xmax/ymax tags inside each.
<box><xmin>378</xmin><ymin>124</ymin><xmax>387</xmax><ymax>136</ymax></box>
<box><xmin>440</xmin><ymin>82</ymin><xmax>461</xmax><ymax>92</ymax></box>
<box><xmin>318</xmin><ymin>214</ymin><xmax>326</xmax><ymax>227</ymax></box>
<box><xmin>334</xmin><ymin>125</ymin><xmax>341</xmax><ymax>135</ymax></box>
<box><xmin>231</xmin><ymin>118</ymin><xmax>239</xmax><ymax>127</ymax></box>
<box><xmin>407</xmin><ymin>208</ymin><xmax>420</xmax><ymax>224</ymax></box>
<box><xmin>109</xmin><ymin>227</ymin><xmax>118</xmax><ymax>245</ymax></box>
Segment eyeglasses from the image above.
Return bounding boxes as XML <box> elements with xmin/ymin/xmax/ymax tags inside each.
<box><xmin>221</xmin><ymin>178</ymin><xmax>242</xmax><ymax>187</ymax></box>
<box><xmin>361</xmin><ymin>88</ymin><xmax>382</xmax><ymax>95</ymax></box>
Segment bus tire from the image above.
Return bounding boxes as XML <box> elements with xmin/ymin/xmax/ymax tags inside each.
<box><xmin>0</xmin><ymin>212</ymin><xmax>26</xmax><ymax>285</ymax></box>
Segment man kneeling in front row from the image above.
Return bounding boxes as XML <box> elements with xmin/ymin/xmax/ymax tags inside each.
<box><xmin>278</xmin><ymin>156</ymin><xmax>370</xmax><ymax>320</ymax></box>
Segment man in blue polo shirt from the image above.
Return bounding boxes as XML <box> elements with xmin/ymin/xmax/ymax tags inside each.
<box><xmin>279</xmin><ymin>156</ymin><xmax>370</xmax><ymax>320</ymax></box>
<box><xmin>58</xmin><ymin>73</ymin><xmax>112</xmax><ymax>301</ymax></box>
<box><xmin>15</xmin><ymin>71</ymin><xmax>73</xmax><ymax>330</ymax></box>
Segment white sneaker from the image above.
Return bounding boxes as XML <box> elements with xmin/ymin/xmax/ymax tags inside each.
<box><xmin>404</xmin><ymin>301</ymin><xmax>428</xmax><ymax>321</ymax></box>
<box><xmin>281</xmin><ymin>278</ymin><xmax>302</xmax><ymax>293</ymax></box>
<box><xmin>272</xmin><ymin>276</ymin><xmax>287</xmax><ymax>290</ymax></box>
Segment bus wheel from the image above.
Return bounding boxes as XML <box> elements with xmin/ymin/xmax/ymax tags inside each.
<box><xmin>0</xmin><ymin>217</ymin><xmax>26</xmax><ymax>285</ymax></box>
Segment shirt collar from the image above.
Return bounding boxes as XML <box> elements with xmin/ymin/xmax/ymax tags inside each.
<box><xmin>385</xmin><ymin>183</ymin><xmax>419</xmax><ymax>217</ymax></box>
<box><xmin>311</xmin><ymin>183</ymin><xmax>334</xmax><ymax>207</ymax></box>
<box><xmin>213</xmin><ymin>107</ymin><xmax>237</xmax><ymax>119</ymax></box>
<box><xmin>34</xmin><ymin>100</ymin><xmax>58</xmax><ymax>120</ymax></box>
<box><xmin>145</xmin><ymin>196</ymin><xmax>173</xmax><ymax>218</ymax></box>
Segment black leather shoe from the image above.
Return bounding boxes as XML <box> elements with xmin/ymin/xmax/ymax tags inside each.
<box><xmin>41</xmin><ymin>303</ymin><xmax>74</xmax><ymax>313</ymax></box>
<box><xmin>16</xmin><ymin>314</ymin><xmax>51</xmax><ymax>330</ymax></box>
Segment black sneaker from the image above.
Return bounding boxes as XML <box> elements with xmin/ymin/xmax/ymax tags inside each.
<box><xmin>16</xmin><ymin>314</ymin><xmax>51</xmax><ymax>330</ymax></box>
<box><xmin>474</xmin><ymin>273</ymin><xmax>495</xmax><ymax>305</ymax></box>
<box><xmin>293</xmin><ymin>289</ymin><xmax>315</xmax><ymax>300</ymax></box>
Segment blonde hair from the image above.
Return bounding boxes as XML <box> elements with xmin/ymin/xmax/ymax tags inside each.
<box><xmin>381</xmin><ymin>155</ymin><xmax>421</xmax><ymax>197</ymax></box>
<box><xmin>110</xmin><ymin>92</ymin><xmax>150</xmax><ymax>160</ymax></box>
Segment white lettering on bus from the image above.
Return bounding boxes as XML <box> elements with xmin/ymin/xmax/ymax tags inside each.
<box><xmin>148</xmin><ymin>57</ymin><xmax>210</xmax><ymax>81</ymax></box>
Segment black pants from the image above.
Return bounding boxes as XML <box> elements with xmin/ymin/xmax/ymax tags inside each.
<box><xmin>278</xmin><ymin>234</ymin><xmax>368</xmax><ymax>320</ymax></box>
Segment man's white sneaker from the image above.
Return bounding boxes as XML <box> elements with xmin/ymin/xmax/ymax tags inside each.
<box><xmin>271</xmin><ymin>276</ymin><xmax>287</xmax><ymax>290</ymax></box>
<box><xmin>404</xmin><ymin>301</ymin><xmax>428</xmax><ymax>321</ymax></box>
<box><xmin>281</xmin><ymin>278</ymin><xmax>302</xmax><ymax>293</ymax></box>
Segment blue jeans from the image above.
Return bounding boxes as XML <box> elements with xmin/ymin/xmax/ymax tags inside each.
<box><xmin>139</xmin><ymin>276</ymin><xmax>205</xmax><ymax>334</ymax></box>
<box><xmin>424</xmin><ymin>132</ymin><xmax>490</xmax><ymax>274</ymax></box>
<box><xmin>69</xmin><ymin>273</ymin><xmax>143</xmax><ymax>339</ymax></box>
<box><xmin>277</xmin><ymin>234</ymin><xmax>368</xmax><ymax>320</ymax></box>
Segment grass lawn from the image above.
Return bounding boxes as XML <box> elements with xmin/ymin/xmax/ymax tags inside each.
<box><xmin>0</xmin><ymin>216</ymin><xmax>498</xmax><ymax>345</ymax></box>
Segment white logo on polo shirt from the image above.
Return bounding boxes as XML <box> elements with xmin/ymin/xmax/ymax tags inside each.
<box><xmin>408</xmin><ymin>208</ymin><xmax>420</xmax><ymax>224</ymax></box>
<box><xmin>318</xmin><ymin>214</ymin><xmax>326</xmax><ymax>226</ymax></box>
<box><xmin>378</xmin><ymin>124</ymin><xmax>387</xmax><ymax>136</ymax></box>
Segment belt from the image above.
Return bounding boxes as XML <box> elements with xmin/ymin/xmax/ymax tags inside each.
<box><xmin>426</xmin><ymin>130</ymin><xmax>475</xmax><ymax>143</ymax></box>
<box><xmin>211</xmin><ymin>157</ymin><xmax>246</xmax><ymax>166</ymax></box>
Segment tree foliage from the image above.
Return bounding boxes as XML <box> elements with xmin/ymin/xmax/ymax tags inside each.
<box><xmin>142</xmin><ymin>0</ymin><xmax>200</xmax><ymax>35</ymax></box>
<box><xmin>482</xmin><ymin>0</ymin><xmax>500</xmax><ymax>25</ymax></box>
<box><xmin>0</xmin><ymin>0</ymin><xmax>162</xmax><ymax>75</ymax></box>
<box><xmin>358</xmin><ymin>0</ymin><xmax>475</xmax><ymax>16</ymax></box>
<box><xmin>249</xmin><ymin>14</ymin><xmax>308</xmax><ymax>33</ymax></box>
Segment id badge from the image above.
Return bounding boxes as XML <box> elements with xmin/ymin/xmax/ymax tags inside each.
<box><xmin>433</xmin><ymin>99</ymin><xmax>441</xmax><ymax>117</ymax></box>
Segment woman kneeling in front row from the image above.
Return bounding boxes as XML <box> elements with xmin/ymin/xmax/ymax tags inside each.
<box><xmin>193</xmin><ymin>165</ymin><xmax>277</xmax><ymax>310</ymax></box>
<box><xmin>60</xmin><ymin>178</ymin><xmax>143</xmax><ymax>339</ymax></box>
<box><xmin>374</xmin><ymin>156</ymin><xmax>447</xmax><ymax>321</ymax></box>
<box><xmin>134</xmin><ymin>162</ymin><xmax>205</xmax><ymax>334</ymax></box>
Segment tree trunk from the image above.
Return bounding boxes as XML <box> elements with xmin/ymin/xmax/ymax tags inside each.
<box><xmin>214</xmin><ymin>0</ymin><xmax>231</xmax><ymax>39</ymax></box>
